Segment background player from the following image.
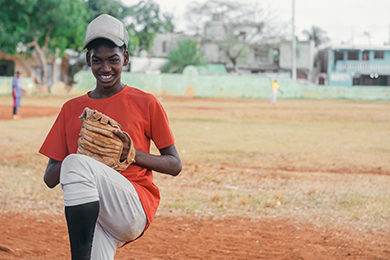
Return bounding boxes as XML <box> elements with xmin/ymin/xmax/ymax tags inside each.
<box><xmin>12</xmin><ymin>69</ymin><xmax>24</xmax><ymax>119</ymax></box>
<box><xmin>269</xmin><ymin>79</ymin><xmax>280</xmax><ymax>104</ymax></box>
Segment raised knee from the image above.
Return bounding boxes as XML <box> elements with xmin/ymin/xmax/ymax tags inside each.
<box><xmin>63</xmin><ymin>153</ymin><xmax>83</xmax><ymax>165</ymax></box>
<box><xmin>60</xmin><ymin>154</ymin><xmax>91</xmax><ymax>184</ymax></box>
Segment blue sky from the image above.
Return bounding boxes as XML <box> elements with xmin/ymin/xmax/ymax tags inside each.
<box><xmin>122</xmin><ymin>0</ymin><xmax>390</xmax><ymax>46</ymax></box>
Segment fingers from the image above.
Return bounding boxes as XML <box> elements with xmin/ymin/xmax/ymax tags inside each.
<box><xmin>114</xmin><ymin>130</ymin><xmax>129</xmax><ymax>143</ymax></box>
<box><xmin>114</xmin><ymin>130</ymin><xmax>130</xmax><ymax>162</ymax></box>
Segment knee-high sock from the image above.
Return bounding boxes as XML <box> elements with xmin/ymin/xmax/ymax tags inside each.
<box><xmin>65</xmin><ymin>201</ymin><xmax>100</xmax><ymax>260</ymax></box>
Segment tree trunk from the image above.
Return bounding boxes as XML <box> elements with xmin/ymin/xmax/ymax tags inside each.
<box><xmin>32</xmin><ymin>40</ymin><xmax>49</xmax><ymax>94</ymax></box>
<box><xmin>26</xmin><ymin>28</ymin><xmax>53</xmax><ymax>94</ymax></box>
<box><xmin>228</xmin><ymin>55</ymin><xmax>238</xmax><ymax>72</ymax></box>
<box><xmin>222</xmin><ymin>49</ymin><xmax>238</xmax><ymax>73</ymax></box>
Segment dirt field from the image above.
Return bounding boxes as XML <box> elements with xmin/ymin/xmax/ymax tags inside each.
<box><xmin>0</xmin><ymin>97</ymin><xmax>389</xmax><ymax>259</ymax></box>
<box><xmin>0</xmin><ymin>212</ymin><xmax>388</xmax><ymax>260</ymax></box>
<box><xmin>0</xmin><ymin>105</ymin><xmax>60</xmax><ymax>121</ymax></box>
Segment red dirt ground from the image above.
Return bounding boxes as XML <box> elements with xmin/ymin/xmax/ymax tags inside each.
<box><xmin>0</xmin><ymin>105</ymin><xmax>60</xmax><ymax>120</ymax></box>
<box><xmin>0</xmin><ymin>212</ymin><xmax>389</xmax><ymax>260</ymax></box>
<box><xmin>1</xmin><ymin>105</ymin><xmax>389</xmax><ymax>259</ymax></box>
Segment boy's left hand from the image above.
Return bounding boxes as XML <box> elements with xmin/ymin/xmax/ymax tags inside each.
<box><xmin>114</xmin><ymin>130</ymin><xmax>130</xmax><ymax>162</ymax></box>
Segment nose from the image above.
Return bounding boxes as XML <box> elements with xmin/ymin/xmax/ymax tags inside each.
<box><xmin>101</xmin><ymin>61</ymin><xmax>111</xmax><ymax>72</ymax></box>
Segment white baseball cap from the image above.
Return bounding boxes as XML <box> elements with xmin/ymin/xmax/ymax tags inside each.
<box><xmin>83</xmin><ymin>14</ymin><xmax>129</xmax><ymax>49</ymax></box>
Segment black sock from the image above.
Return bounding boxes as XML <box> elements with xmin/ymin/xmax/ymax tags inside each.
<box><xmin>65</xmin><ymin>201</ymin><xmax>100</xmax><ymax>260</ymax></box>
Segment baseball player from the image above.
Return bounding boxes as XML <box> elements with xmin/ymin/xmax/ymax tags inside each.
<box><xmin>39</xmin><ymin>14</ymin><xmax>182</xmax><ymax>260</ymax></box>
<box><xmin>12</xmin><ymin>69</ymin><xmax>24</xmax><ymax>119</ymax></box>
<box><xmin>269</xmin><ymin>79</ymin><xmax>280</xmax><ymax>104</ymax></box>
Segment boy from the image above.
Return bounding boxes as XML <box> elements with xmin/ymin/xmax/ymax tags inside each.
<box><xmin>39</xmin><ymin>14</ymin><xmax>182</xmax><ymax>260</ymax></box>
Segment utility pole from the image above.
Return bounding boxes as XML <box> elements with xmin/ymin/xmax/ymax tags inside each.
<box><xmin>292</xmin><ymin>0</ymin><xmax>297</xmax><ymax>80</ymax></box>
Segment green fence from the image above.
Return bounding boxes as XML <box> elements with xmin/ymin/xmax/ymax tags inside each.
<box><xmin>71</xmin><ymin>71</ymin><xmax>390</xmax><ymax>100</ymax></box>
<box><xmin>1</xmin><ymin>72</ymin><xmax>390</xmax><ymax>100</ymax></box>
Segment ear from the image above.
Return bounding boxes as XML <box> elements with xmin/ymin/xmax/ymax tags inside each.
<box><xmin>86</xmin><ymin>51</ymin><xmax>91</xmax><ymax>67</ymax></box>
<box><xmin>123</xmin><ymin>50</ymin><xmax>130</xmax><ymax>66</ymax></box>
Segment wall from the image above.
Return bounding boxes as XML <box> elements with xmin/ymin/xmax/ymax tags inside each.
<box><xmin>71</xmin><ymin>71</ymin><xmax>390</xmax><ymax>100</ymax></box>
<box><xmin>1</xmin><ymin>71</ymin><xmax>388</xmax><ymax>101</ymax></box>
<box><xmin>279</xmin><ymin>41</ymin><xmax>316</xmax><ymax>70</ymax></box>
<box><xmin>130</xmin><ymin>57</ymin><xmax>167</xmax><ymax>73</ymax></box>
<box><xmin>148</xmin><ymin>33</ymin><xmax>196</xmax><ymax>58</ymax></box>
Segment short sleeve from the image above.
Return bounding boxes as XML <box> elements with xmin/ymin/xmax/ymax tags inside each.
<box><xmin>39</xmin><ymin>106</ymin><xmax>69</xmax><ymax>161</ymax></box>
<box><xmin>149</xmin><ymin>98</ymin><xmax>175</xmax><ymax>149</ymax></box>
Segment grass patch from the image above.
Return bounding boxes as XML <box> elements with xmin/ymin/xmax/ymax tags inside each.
<box><xmin>1</xmin><ymin>97</ymin><xmax>390</xmax><ymax>232</ymax></box>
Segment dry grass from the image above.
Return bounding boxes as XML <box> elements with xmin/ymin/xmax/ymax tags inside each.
<box><xmin>0</xmin><ymin>95</ymin><xmax>389</xmax><ymax>233</ymax></box>
<box><xmin>0</xmin><ymin>95</ymin><xmax>72</xmax><ymax>107</ymax></box>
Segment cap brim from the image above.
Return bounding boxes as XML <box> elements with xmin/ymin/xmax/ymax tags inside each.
<box><xmin>83</xmin><ymin>34</ymin><xmax>125</xmax><ymax>49</ymax></box>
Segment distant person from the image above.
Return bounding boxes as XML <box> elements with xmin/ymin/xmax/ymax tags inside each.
<box><xmin>363</xmin><ymin>52</ymin><xmax>369</xmax><ymax>61</ymax></box>
<box><xmin>12</xmin><ymin>69</ymin><xmax>24</xmax><ymax>119</ymax></box>
<box><xmin>269</xmin><ymin>79</ymin><xmax>280</xmax><ymax>104</ymax></box>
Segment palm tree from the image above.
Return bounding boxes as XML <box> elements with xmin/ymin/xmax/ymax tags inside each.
<box><xmin>302</xmin><ymin>25</ymin><xmax>330</xmax><ymax>46</ymax></box>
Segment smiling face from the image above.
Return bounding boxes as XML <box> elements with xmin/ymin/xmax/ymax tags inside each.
<box><xmin>86</xmin><ymin>39</ymin><xmax>129</xmax><ymax>97</ymax></box>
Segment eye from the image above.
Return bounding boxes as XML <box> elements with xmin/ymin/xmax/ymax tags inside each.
<box><xmin>92</xmin><ymin>59</ymin><xmax>100</xmax><ymax>63</ymax></box>
<box><xmin>111</xmin><ymin>59</ymin><xmax>119</xmax><ymax>63</ymax></box>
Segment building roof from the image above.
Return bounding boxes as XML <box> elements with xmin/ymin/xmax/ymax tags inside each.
<box><xmin>330</xmin><ymin>44</ymin><xmax>390</xmax><ymax>51</ymax></box>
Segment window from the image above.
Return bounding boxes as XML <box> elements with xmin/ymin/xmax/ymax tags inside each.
<box><xmin>347</xmin><ymin>51</ymin><xmax>358</xmax><ymax>60</ymax></box>
<box><xmin>162</xmin><ymin>41</ymin><xmax>167</xmax><ymax>53</ymax></box>
<box><xmin>362</xmin><ymin>51</ymin><xmax>369</xmax><ymax>61</ymax></box>
<box><xmin>374</xmin><ymin>51</ymin><xmax>384</xmax><ymax>59</ymax></box>
<box><xmin>0</xmin><ymin>65</ymin><xmax>8</xmax><ymax>76</ymax></box>
<box><xmin>0</xmin><ymin>60</ymin><xmax>15</xmax><ymax>76</ymax></box>
<box><xmin>254</xmin><ymin>48</ymin><xmax>269</xmax><ymax>63</ymax></box>
<box><xmin>334</xmin><ymin>52</ymin><xmax>344</xmax><ymax>65</ymax></box>
<box><xmin>353</xmin><ymin>77</ymin><xmax>361</xmax><ymax>86</ymax></box>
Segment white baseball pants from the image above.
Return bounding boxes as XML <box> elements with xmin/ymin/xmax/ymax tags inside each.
<box><xmin>269</xmin><ymin>89</ymin><xmax>278</xmax><ymax>104</ymax></box>
<box><xmin>60</xmin><ymin>154</ymin><xmax>147</xmax><ymax>260</ymax></box>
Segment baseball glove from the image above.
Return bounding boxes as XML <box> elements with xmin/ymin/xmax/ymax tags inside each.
<box><xmin>77</xmin><ymin>107</ymin><xmax>135</xmax><ymax>172</ymax></box>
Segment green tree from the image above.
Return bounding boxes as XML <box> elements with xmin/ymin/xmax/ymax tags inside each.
<box><xmin>87</xmin><ymin>0</ymin><xmax>128</xmax><ymax>20</ymax></box>
<box><xmin>302</xmin><ymin>25</ymin><xmax>330</xmax><ymax>47</ymax></box>
<box><xmin>87</xmin><ymin>0</ymin><xmax>172</xmax><ymax>56</ymax></box>
<box><xmin>0</xmin><ymin>0</ymin><xmax>89</xmax><ymax>92</ymax></box>
<box><xmin>126</xmin><ymin>0</ymin><xmax>172</xmax><ymax>55</ymax></box>
<box><xmin>161</xmin><ymin>39</ymin><xmax>205</xmax><ymax>73</ymax></box>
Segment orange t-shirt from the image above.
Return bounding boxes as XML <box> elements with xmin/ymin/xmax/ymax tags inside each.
<box><xmin>39</xmin><ymin>86</ymin><xmax>175</xmax><ymax>229</ymax></box>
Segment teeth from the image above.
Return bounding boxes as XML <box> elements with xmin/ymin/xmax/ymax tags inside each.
<box><xmin>101</xmin><ymin>75</ymin><xmax>112</xmax><ymax>79</ymax></box>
